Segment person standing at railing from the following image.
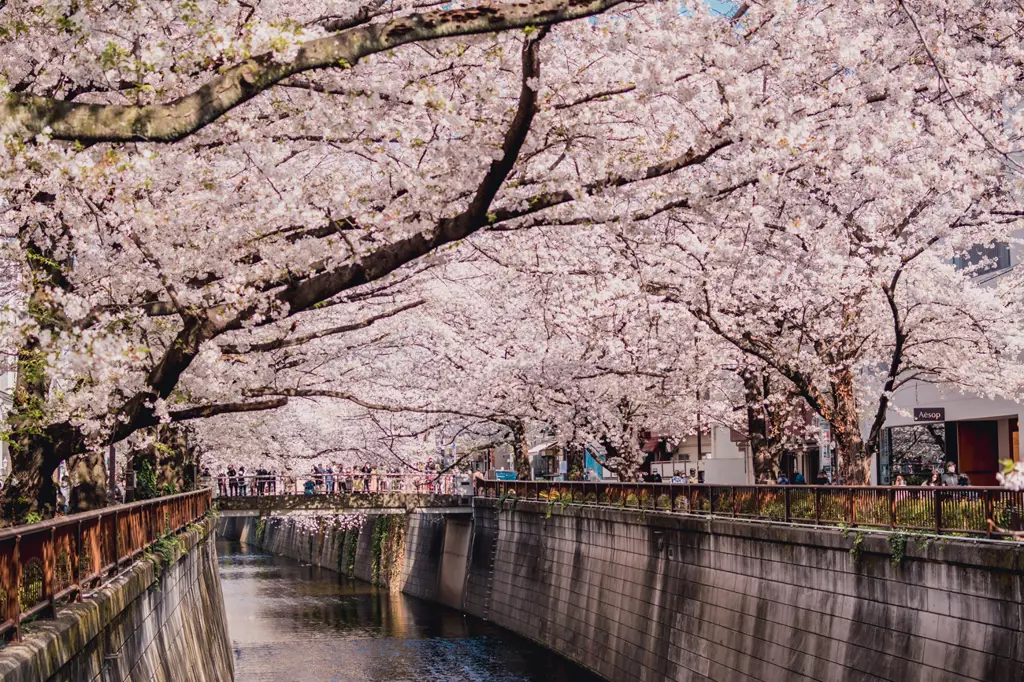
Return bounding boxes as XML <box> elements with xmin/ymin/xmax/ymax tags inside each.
<box><xmin>941</xmin><ymin>461</ymin><xmax>971</xmax><ymax>487</ymax></box>
<box><xmin>359</xmin><ymin>463</ymin><xmax>372</xmax><ymax>493</ymax></box>
<box><xmin>325</xmin><ymin>466</ymin><xmax>335</xmax><ymax>494</ymax></box>
<box><xmin>425</xmin><ymin>458</ymin><xmax>438</xmax><ymax>494</ymax></box>
<box><xmin>238</xmin><ymin>466</ymin><xmax>248</xmax><ymax>497</ymax></box>
<box><xmin>227</xmin><ymin>465</ymin><xmax>237</xmax><ymax>497</ymax></box>
<box><xmin>217</xmin><ymin>470</ymin><xmax>227</xmax><ymax>497</ymax></box>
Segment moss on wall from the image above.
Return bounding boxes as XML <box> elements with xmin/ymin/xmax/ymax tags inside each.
<box><xmin>371</xmin><ymin>515</ymin><xmax>407</xmax><ymax>589</ymax></box>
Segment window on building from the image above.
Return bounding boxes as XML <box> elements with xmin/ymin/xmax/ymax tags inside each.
<box><xmin>954</xmin><ymin>241</ymin><xmax>1010</xmax><ymax>275</ymax></box>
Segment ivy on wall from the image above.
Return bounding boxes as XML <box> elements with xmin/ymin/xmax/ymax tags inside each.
<box><xmin>371</xmin><ymin>514</ymin><xmax>407</xmax><ymax>589</ymax></box>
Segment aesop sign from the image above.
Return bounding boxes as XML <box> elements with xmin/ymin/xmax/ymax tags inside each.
<box><xmin>913</xmin><ymin>408</ymin><xmax>945</xmax><ymax>422</ymax></box>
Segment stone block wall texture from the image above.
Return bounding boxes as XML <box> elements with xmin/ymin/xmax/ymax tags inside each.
<box><xmin>465</xmin><ymin>500</ymin><xmax>1024</xmax><ymax>682</ymax></box>
<box><xmin>216</xmin><ymin>510</ymin><xmax>467</xmax><ymax>597</ymax></box>
<box><xmin>0</xmin><ymin>519</ymin><xmax>233</xmax><ymax>682</ymax></box>
<box><xmin>400</xmin><ymin>511</ymin><xmax>448</xmax><ymax>601</ymax></box>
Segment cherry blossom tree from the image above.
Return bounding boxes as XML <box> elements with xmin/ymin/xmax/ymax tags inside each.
<box><xmin>0</xmin><ymin>0</ymin><xmax>634</xmax><ymax>519</ymax></box>
<box><xmin>2</xmin><ymin>0</ymin><xmax>1024</xmax><ymax>521</ymax></box>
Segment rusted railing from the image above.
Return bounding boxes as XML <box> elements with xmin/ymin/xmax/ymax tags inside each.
<box><xmin>0</xmin><ymin>489</ymin><xmax>212</xmax><ymax>643</ymax></box>
<box><xmin>476</xmin><ymin>481</ymin><xmax>1024</xmax><ymax>540</ymax></box>
<box><xmin>212</xmin><ymin>473</ymin><xmax>463</xmax><ymax>497</ymax></box>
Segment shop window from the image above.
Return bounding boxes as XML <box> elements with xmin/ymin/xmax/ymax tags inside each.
<box><xmin>888</xmin><ymin>424</ymin><xmax>948</xmax><ymax>484</ymax></box>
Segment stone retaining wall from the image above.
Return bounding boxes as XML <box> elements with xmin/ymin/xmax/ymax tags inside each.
<box><xmin>217</xmin><ymin>510</ymin><xmax>469</xmax><ymax>597</ymax></box>
<box><xmin>0</xmin><ymin>518</ymin><xmax>233</xmax><ymax>682</ymax></box>
<box><xmin>465</xmin><ymin>499</ymin><xmax>1024</xmax><ymax>682</ymax></box>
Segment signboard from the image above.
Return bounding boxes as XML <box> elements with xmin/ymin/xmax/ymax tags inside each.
<box><xmin>559</xmin><ymin>460</ymin><xmax>568</xmax><ymax>475</ymax></box>
<box><xmin>913</xmin><ymin>407</ymin><xmax>945</xmax><ymax>422</ymax></box>
<box><xmin>495</xmin><ymin>470</ymin><xmax>517</xmax><ymax>481</ymax></box>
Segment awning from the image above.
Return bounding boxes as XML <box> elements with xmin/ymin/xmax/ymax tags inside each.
<box><xmin>527</xmin><ymin>441</ymin><xmax>558</xmax><ymax>456</ymax></box>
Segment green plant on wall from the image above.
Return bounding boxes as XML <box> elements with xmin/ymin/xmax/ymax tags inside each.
<box><xmin>371</xmin><ymin>515</ymin><xmax>406</xmax><ymax>587</ymax></box>
<box><xmin>849</xmin><ymin>530</ymin><xmax>866</xmax><ymax>564</ymax></box>
<box><xmin>889</xmin><ymin>532</ymin><xmax>908</xmax><ymax>567</ymax></box>
<box><xmin>255</xmin><ymin>517</ymin><xmax>267</xmax><ymax>545</ymax></box>
<box><xmin>135</xmin><ymin>459</ymin><xmax>159</xmax><ymax>500</ymax></box>
<box><xmin>344</xmin><ymin>528</ymin><xmax>359</xmax><ymax>578</ymax></box>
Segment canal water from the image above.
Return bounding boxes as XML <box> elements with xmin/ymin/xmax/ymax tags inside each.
<box><xmin>217</xmin><ymin>540</ymin><xmax>604</xmax><ymax>682</ymax></box>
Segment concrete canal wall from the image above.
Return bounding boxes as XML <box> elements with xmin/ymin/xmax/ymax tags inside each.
<box><xmin>217</xmin><ymin>501</ymin><xmax>1024</xmax><ymax>682</ymax></box>
<box><xmin>0</xmin><ymin>518</ymin><xmax>233</xmax><ymax>682</ymax></box>
<box><xmin>465</xmin><ymin>499</ymin><xmax>1024</xmax><ymax>682</ymax></box>
<box><xmin>216</xmin><ymin>509</ymin><xmax>473</xmax><ymax>608</ymax></box>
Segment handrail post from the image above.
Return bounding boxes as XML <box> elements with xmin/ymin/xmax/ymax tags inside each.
<box><xmin>847</xmin><ymin>489</ymin><xmax>855</xmax><ymax>526</ymax></box>
<box><xmin>110</xmin><ymin>510</ymin><xmax>119</xmax><ymax>577</ymax></box>
<box><xmin>889</xmin><ymin>487</ymin><xmax>896</xmax><ymax>529</ymax></box>
<box><xmin>8</xmin><ymin>536</ymin><xmax>22</xmax><ymax>642</ymax></box>
<box><xmin>814</xmin><ymin>488</ymin><xmax>821</xmax><ymax>525</ymax></box>
<box><xmin>985</xmin><ymin>490</ymin><xmax>995</xmax><ymax>539</ymax></box>
<box><xmin>43</xmin><ymin>527</ymin><xmax>56</xmax><ymax>618</ymax></box>
<box><xmin>934</xmin><ymin>489</ymin><xmax>942</xmax><ymax>534</ymax></box>
<box><xmin>784</xmin><ymin>487</ymin><xmax>791</xmax><ymax>523</ymax></box>
<box><xmin>72</xmin><ymin>520</ymin><xmax>82</xmax><ymax>601</ymax></box>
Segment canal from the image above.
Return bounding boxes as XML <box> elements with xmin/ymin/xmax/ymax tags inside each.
<box><xmin>217</xmin><ymin>540</ymin><xmax>605</xmax><ymax>682</ymax></box>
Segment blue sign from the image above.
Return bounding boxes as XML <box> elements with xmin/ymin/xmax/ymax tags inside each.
<box><xmin>495</xmin><ymin>470</ymin><xmax>518</xmax><ymax>481</ymax></box>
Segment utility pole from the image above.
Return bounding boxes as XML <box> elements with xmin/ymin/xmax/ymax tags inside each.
<box><xmin>696</xmin><ymin>388</ymin><xmax>702</xmax><ymax>472</ymax></box>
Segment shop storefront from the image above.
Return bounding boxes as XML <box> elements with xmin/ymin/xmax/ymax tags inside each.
<box><xmin>881</xmin><ymin>413</ymin><xmax>1016</xmax><ymax>486</ymax></box>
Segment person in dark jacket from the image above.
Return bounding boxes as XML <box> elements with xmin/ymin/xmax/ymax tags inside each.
<box><xmin>941</xmin><ymin>461</ymin><xmax>963</xmax><ymax>487</ymax></box>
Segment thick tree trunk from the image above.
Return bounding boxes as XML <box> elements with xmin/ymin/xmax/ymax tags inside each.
<box><xmin>0</xmin><ymin>423</ymin><xmax>80</xmax><ymax>524</ymax></box>
<box><xmin>831</xmin><ymin>369</ymin><xmax>871</xmax><ymax>485</ymax></box>
<box><xmin>509</xmin><ymin>419</ymin><xmax>532</xmax><ymax>480</ymax></box>
<box><xmin>68</xmin><ymin>450</ymin><xmax>107</xmax><ymax>513</ymax></box>
<box><xmin>743</xmin><ymin>368</ymin><xmax>796</xmax><ymax>481</ymax></box>
<box><xmin>742</xmin><ymin>369</ymin><xmax>773</xmax><ymax>480</ymax></box>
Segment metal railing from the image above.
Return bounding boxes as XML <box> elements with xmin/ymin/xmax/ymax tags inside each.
<box><xmin>0</xmin><ymin>489</ymin><xmax>212</xmax><ymax>643</ymax></box>
<box><xmin>476</xmin><ymin>481</ymin><xmax>1024</xmax><ymax>539</ymax></box>
<box><xmin>211</xmin><ymin>473</ymin><xmax>463</xmax><ymax>497</ymax></box>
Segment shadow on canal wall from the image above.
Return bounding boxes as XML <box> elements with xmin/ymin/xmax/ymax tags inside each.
<box><xmin>0</xmin><ymin>518</ymin><xmax>233</xmax><ymax>682</ymax></box>
<box><xmin>466</xmin><ymin>499</ymin><xmax>1024</xmax><ymax>682</ymax></box>
<box><xmin>216</xmin><ymin>508</ymin><xmax>473</xmax><ymax>609</ymax></box>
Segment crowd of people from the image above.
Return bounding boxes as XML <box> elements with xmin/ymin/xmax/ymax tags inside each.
<box><xmin>752</xmin><ymin>461</ymin><xmax>972</xmax><ymax>487</ymax></box>
<box><xmin>214</xmin><ymin>457</ymin><xmax>454</xmax><ymax>497</ymax></box>
<box><xmin>213</xmin><ymin>457</ymin><xmax>975</xmax><ymax>497</ymax></box>
<box><xmin>640</xmin><ymin>469</ymin><xmax>703</xmax><ymax>484</ymax></box>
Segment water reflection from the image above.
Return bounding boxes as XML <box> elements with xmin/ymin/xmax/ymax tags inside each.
<box><xmin>217</xmin><ymin>540</ymin><xmax>603</xmax><ymax>682</ymax></box>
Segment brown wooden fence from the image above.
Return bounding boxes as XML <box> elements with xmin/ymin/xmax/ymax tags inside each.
<box><xmin>476</xmin><ymin>480</ymin><xmax>1024</xmax><ymax>539</ymax></box>
<box><xmin>0</xmin><ymin>489</ymin><xmax>212</xmax><ymax>643</ymax></box>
